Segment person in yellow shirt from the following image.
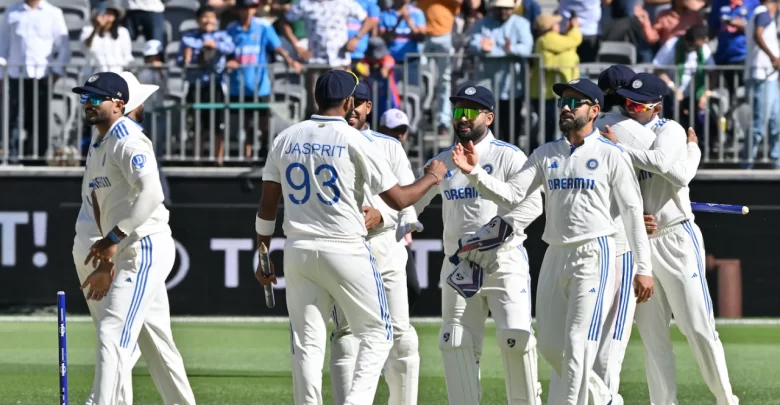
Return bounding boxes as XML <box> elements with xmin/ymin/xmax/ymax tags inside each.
<box><xmin>529</xmin><ymin>13</ymin><xmax>582</xmax><ymax>147</ymax></box>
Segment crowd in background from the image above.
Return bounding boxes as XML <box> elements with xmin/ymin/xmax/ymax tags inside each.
<box><xmin>1</xmin><ymin>0</ymin><xmax>779</xmax><ymax>168</ymax></box>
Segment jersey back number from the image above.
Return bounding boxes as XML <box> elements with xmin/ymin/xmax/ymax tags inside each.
<box><xmin>285</xmin><ymin>163</ymin><xmax>340</xmax><ymax>205</ymax></box>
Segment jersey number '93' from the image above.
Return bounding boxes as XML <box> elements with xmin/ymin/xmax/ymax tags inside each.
<box><xmin>285</xmin><ymin>163</ymin><xmax>340</xmax><ymax>205</ymax></box>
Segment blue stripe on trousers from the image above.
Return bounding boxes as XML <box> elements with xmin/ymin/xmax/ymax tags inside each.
<box><xmin>613</xmin><ymin>251</ymin><xmax>633</xmax><ymax>341</ymax></box>
<box><xmin>588</xmin><ymin>237</ymin><xmax>609</xmax><ymax>341</ymax></box>
<box><xmin>364</xmin><ymin>243</ymin><xmax>392</xmax><ymax>340</ymax></box>
<box><xmin>120</xmin><ymin>236</ymin><xmax>152</xmax><ymax>348</ymax></box>
<box><xmin>682</xmin><ymin>221</ymin><xmax>716</xmax><ymax>339</ymax></box>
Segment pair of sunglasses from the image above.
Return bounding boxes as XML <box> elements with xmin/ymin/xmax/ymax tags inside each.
<box><xmin>557</xmin><ymin>97</ymin><xmax>593</xmax><ymax>110</ymax></box>
<box><xmin>625</xmin><ymin>98</ymin><xmax>661</xmax><ymax>113</ymax></box>
<box><xmin>452</xmin><ymin>107</ymin><xmax>488</xmax><ymax>120</ymax></box>
<box><xmin>80</xmin><ymin>94</ymin><xmax>112</xmax><ymax>106</ymax></box>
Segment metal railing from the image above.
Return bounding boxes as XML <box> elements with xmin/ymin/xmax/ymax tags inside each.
<box><xmin>0</xmin><ymin>58</ymin><xmax>774</xmax><ymax>170</ymax></box>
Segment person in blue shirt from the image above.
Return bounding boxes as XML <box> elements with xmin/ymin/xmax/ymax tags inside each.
<box><xmin>379</xmin><ymin>0</ymin><xmax>427</xmax><ymax>85</ymax></box>
<box><xmin>226</xmin><ymin>0</ymin><xmax>301</xmax><ymax>161</ymax></box>
<box><xmin>178</xmin><ymin>5</ymin><xmax>235</xmax><ymax>165</ymax></box>
<box><xmin>348</xmin><ymin>0</ymin><xmax>381</xmax><ymax>64</ymax></box>
<box><xmin>709</xmin><ymin>0</ymin><xmax>759</xmax><ymax>92</ymax></box>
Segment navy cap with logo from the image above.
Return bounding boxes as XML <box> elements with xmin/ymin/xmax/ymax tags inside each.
<box><xmin>552</xmin><ymin>78</ymin><xmax>604</xmax><ymax>106</ymax></box>
<box><xmin>449</xmin><ymin>85</ymin><xmax>495</xmax><ymax>111</ymax></box>
<box><xmin>616</xmin><ymin>73</ymin><xmax>668</xmax><ymax>103</ymax></box>
<box><xmin>72</xmin><ymin>72</ymin><xmax>130</xmax><ymax>104</ymax></box>
<box><xmin>597</xmin><ymin>64</ymin><xmax>636</xmax><ymax>92</ymax></box>
<box><xmin>354</xmin><ymin>81</ymin><xmax>371</xmax><ymax>101</ymax></box>
<box><xmin>314</xmin><ymin>70</ymin><xmax>359</xmax><ymax>107</ymax></box>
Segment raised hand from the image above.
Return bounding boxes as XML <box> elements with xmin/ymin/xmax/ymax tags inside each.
<box><xmin>452</xmin><ymin>141</ymin><xmax>479</xmax><ymax>173</ymax></box>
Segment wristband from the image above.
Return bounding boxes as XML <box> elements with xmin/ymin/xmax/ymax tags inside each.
<box><xmin>107</xmin><ymin>231</ymin><xmax>121</xmax><ymax>244</ymax></box>
<box><xmin>256</xmin><ymin>216</ymin><xmax>276</xmax><ymax>236</ymax></box>
<box><xmin>426</xmin><ymin>171</ymin><xmax>440</xmax><ymax>184</ymax></box>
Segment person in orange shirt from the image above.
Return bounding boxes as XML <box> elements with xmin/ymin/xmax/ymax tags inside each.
<box><xmin>418</xmin><ymin>0</ymin><xmax>461</xmax><ymax>135</ymax></box>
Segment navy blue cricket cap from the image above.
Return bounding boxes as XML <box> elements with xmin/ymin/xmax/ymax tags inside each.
<box><xmin>449</xmin><ymin>85</ymin><xmax>495</xmax><ymax>111</ymax></box>
<box><xmin>597</xmin><ymin>64</ymin><xmax>636</xmax><ymax>92</ymax></box>
<box><xmin>354</xmin><ymin>81</ymin><xmax>371</xmax><ymax>101</ymax></box>
<box><xmin>552</xmin><ymin>78</ymin><xmax>604</xmax><ymax>106</ymax></box>
<box><xmin>72</xmin><ymin>72</ymin><xmax>130</xmax><ymax>104</ymax></box>
<box><xmin>314</xmin><ymin>70</ymin><xmax>359</xmax><ymax>106</ymax></box>
<box><xmin>616</xmin><ymin>73</ymin><xmax>668</xmax><ymax>103</ymax></box>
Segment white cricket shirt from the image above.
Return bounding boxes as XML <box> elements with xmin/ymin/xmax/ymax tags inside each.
<box><xmin>413</xmin><ymin>131</ymin><xmax>543</xmax><ymax>256</ymax></box>
<box><xmin>85</xmin><ymin>117</ymin><xmax>170</xmax><ymax>245</ymax></box>
<box><xmin>263</xmin><ymin>115</ymin><xmax>398</xmax><ymax>240</ymax></box>
<box><xmin>466</xmin><ymin>130</ymin><xmax>651</xmax><ymax>276</ymax></box>
<box><xmin>361</xmin><ymin>128</ymin><xmax>418</xmax><ymax>239</ymax></box>
<box><xmin>76</xmin><ymin>130</ymin><xmax>103</xmax><ymax>245</ymax></box>
<box><xmin>624</xmin><ymin>116</ymin><xmax>696</xmax><ymax>229</ymax></box>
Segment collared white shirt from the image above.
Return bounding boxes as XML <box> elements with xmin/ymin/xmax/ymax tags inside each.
<box><xmin>361</xmin><ymin>128</ymin><xmax>418</xmax><ymax>239</ymax></box>
<box><xmin>414</xmin><ymin>131</ymin><xmax>543</xmax><ymax>256</ymax></box>
<box><xmin>625</xmin><ymin>115</ymin><xmax>696</xmax><ymax>229</ymax></box>
<box><xmin>0</xmin><ymin>0</ymin><xmax>70</xmax><ymax>79</ymax></box>
<box><xmin>123</xmin><ymin>0</ymin><xmax>165</xmax><ymax>13</ymax></box>
<box><xmin>86</xmin><ymin>117</ymin><xmax>170</xmax><ymax>245</ymax></box>
<box><xmin>467</xmin><ymin>130</ymin><xmax>652</xmax><ymax>276</ymax></box>
<box><xmin>286</xmin><ymin>0</ymin><xmax>368</xmax><ymax>67</ymax></box>
<box><xmin>80</xmin><ymin>25</ymin><xmax>134</xmax><ymax>78</ymax></box>
<box><xmin>263</xmin><ymin>115</ymin><xmax>398</xmax><ymax>240</ymax></box>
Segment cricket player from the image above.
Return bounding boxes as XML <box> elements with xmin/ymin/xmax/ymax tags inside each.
<box><xmin>74</xmin><ymin>72</ymin><xmax>195</xmax><ymax>405</ymax></box>
<box><xmin>330</xmin><ymin>82</ymin><xmax>422</xmax><ymax>405</ymax></box>
<box><xmin>452</xmin><ymin>79</ymin><xmax>654</xmax><ymax>405</ymax></box>
<box><xmin>411</xmin><ymin>85</ymin><xmax>545</xmax><ymax>405</ymax></box>
<box><xmin>253</xmin><ymin>70</ymin><xmax>447</xmax><ymax>405</ymax></box>
<box><xmin>602</xmin><ymin>72</ymin><xmax>739</xmax><ymax>405</ymax></box>
<box><xmin>73</xmin><ymin>71</ymin><xmax>161</xmax><ymax>405</ymax></box>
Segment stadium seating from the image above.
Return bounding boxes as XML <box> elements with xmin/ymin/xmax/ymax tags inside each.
<box><xmin>597</xmin><ymin>41</ymin><xmax>637</xmax><ymax>65</ymax></box>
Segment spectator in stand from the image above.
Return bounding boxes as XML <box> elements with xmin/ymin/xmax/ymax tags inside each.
<box><xmin>0</xmin><ymin>0</ymin><xmax>70</xmax><ymax>164</ymax></box>
<box><xmin>281</xmin><ymin>0</ymin><xmax>376</xmax><ymax>117</ymax></box>
<box><xmin>644</xmin><ymin>0</ymin><xmax>672</xmax><ymax>21</ymax></box>
<box><xmin>379</xmin><ymin>0</ymin><xmax>426</xmax><ymax>83</ymax></box>
<box><xmin>530</xmin><ymin>13</ymin><xmax>581</xmax><ymax>147</ymax></box>
<box><xmin>348</xmin><ymin>0</ymin><xmax>380</xmax><ymax>69</ymax></box>
<box><xmin>418</xmin><ymin>0</ymin><xmax>461</xmax><ymax>135</ymax></box>
<box><xmin>270</xmin><ymin>0</ymin><xmax>308</xmax><ymax>62</ymax></box>
<box><xmin>123</xmin><ymin>0</ymin><xmax>166</xmax><ymax>42</ymax></box>
<box><xmin>467</xmin><ymin>0</ymin><xmax>533</xmax><ymax>143</ymax></box>
<box><xmin>178</xmin><ymin>5</ymin><xmax>235</xmax><ymax>165</ymax></box>
<box><xmin>137</xmin><ymin>39</ymin><xmax>168</xmax><ymax>154</ymax></box>
<box><xmin>653</xmin><ymin>25</ymin><xmax>715</xmax><ymax>138</ymax></box>
<box><xmin>709</xmin><ymin>0</ymin><xmax>759</xmax><ymax>95</ymax></box>
<box><xmin>743</xmin><ymin>0</ymin><xmax>780</xmax><ymax>167</ymax></box>
<box><xmin>357</xmin><ymin>37</ymin><xmax>400</xmax><ymax>118</ymax></box>
<box><xmin>635</xmin><ymin>0</ymin><xmax>705</xmax><ymax>49</ymax></box>
<box><xmin>558</xmin><ymin>0</ymin><xmax>599</xmax><ymax>62</ymax></box>
<box><xmin>81</xmin><ymin>1</ymin><xmax>133</xmax><ymax>79</ymax></box>
<box><xmin>226</xmin><ymin>0</ymin><xmax>300</xmax><ymax>160</ymax></box>
<box><xmin>514</xmin><ymin>0</ymin><xmax>541</xmax><ymax>32</ymax></box>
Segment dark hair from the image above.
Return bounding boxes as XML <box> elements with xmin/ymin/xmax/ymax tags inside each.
<box><xmin>196</xmin><ymin>5</ymin><xmax>216</xmax><ymax>19</ymax></box>
<box><xmin>316</xmin><ymin>98</ymin><xmax>347</xmax><ymax>110</ymax></box>
<box><xmin>685</xmin><ymin>25</ymin><xmax>708</xmax><ymax>42</ymax></box>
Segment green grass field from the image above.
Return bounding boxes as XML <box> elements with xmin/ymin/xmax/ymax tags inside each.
<box><xmin>1</xmin><ymin>319</ymin><xmax>779</xmax><ymax>405</ymax></box>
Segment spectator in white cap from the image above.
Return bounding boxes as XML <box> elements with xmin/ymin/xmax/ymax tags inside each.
<box><xmin>379</xmin><ymin>108</ymin><xmax>411</xmax><ymax>145</ymax></box>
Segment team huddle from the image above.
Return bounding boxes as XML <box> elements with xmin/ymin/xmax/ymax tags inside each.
<box><xmin>67</xmin><ymin>64</ymin><xmax>736</xmax><ymax>405</ymax></box>
<box><xmin>256</xmin><ymin>66</ymin><xmax>739</xmax><ymax>405</ymax></box>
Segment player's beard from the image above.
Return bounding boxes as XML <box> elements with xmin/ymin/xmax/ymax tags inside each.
<box><xmin>455</xmin><ymin>121</ymin><xmax>487</xmax><ymax>143</ymax></box>
<box><xmin>559</xmin><ymin>110</ymin><xmax>590</xmax><ymax>132</ymax></box>
<box><xmin>84</xmin><ymin>107</ymin><xmax>110</xmax><ymax>126</ymax></box>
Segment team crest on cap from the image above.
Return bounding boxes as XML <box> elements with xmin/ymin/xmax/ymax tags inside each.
<box><xmin>586</xmin><ymin>158</ymin><xmax>599</xmax><ymax>170</ymax></box>
<box><xmin>569</xmin><ymin>79</ymin><xmax>580</xmax><ymax>84</ymax></box>
<box><xmin>88</xmin><ymin>75</ymin><xmax>99</xmax><ymax>83</ymax></box>
<box><xmin>632</xmin><ymin>80</ymin><xmax>642</xmax><ymax>89</ymax></box>
<box><xmin>465</xmin><ymin>87</ymin><xmax>476</xmax><ymax>95</ymax></box>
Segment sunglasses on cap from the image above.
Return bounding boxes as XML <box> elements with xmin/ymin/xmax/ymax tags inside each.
<box><xmin>624</xmin><ymin>98</ymin><xmax>661</xmax><ymax>113</ymax></box>
<box><xmin>557</xmin><ymin>97</ymin><xmax>594</xmax><ymax>110</ymax></box>
<box><xmin>346</xmin><ymin>70</ymin><xmax>359</xmax><ymax>96</ymax></box>
<box><xmin>452</xmin><ymin>107</ymin><xmax>488</xmax><ymax>120</ymax></box>
<box><xmin>80</xmin><ymin>93</ymin><xmax>115</xmax><ymax>106</ymax></box>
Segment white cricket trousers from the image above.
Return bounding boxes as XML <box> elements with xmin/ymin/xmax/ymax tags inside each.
<box><xmin>330</xmin><ymin>230</ymin><xmax>419</xmax><ymax>405</ymax></box>
<box><xmin>285</xmin><ymin>237</ymin><xmax>393</xmax><ymax>405</ymax></box>
<box><xmin>536</xmin><ymin>236</ymin><xmax>615</xmax><ymax>405</ymax></box>
<box><xmin>91</xmin><ymin>232</ymin><xmax>195</xmax><ymax>405</ymax></box>
<box><xmin>439</xmin><ymin>244</ymin><xmax>537</xmax><ymax>405</ymax></box>
<box><xmin>547</xmin><ymin>251</ymin><xmax>636</xmax><ymax>405</ymax></box>
<box><xmin>634</xmin><ymin>220</ymin><xmax>738</xmax><ymax>405</ymax></box>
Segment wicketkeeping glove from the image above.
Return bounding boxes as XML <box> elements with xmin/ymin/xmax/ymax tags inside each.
<box><xmin>446</xmin><ymin>260</ymin><xmax>485</xmax><ymax>299</ymax></box>
<box><xmin>456</xmin><ymin>215</ymin><xmax>514</xmax><ymax>273</ymax></box>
